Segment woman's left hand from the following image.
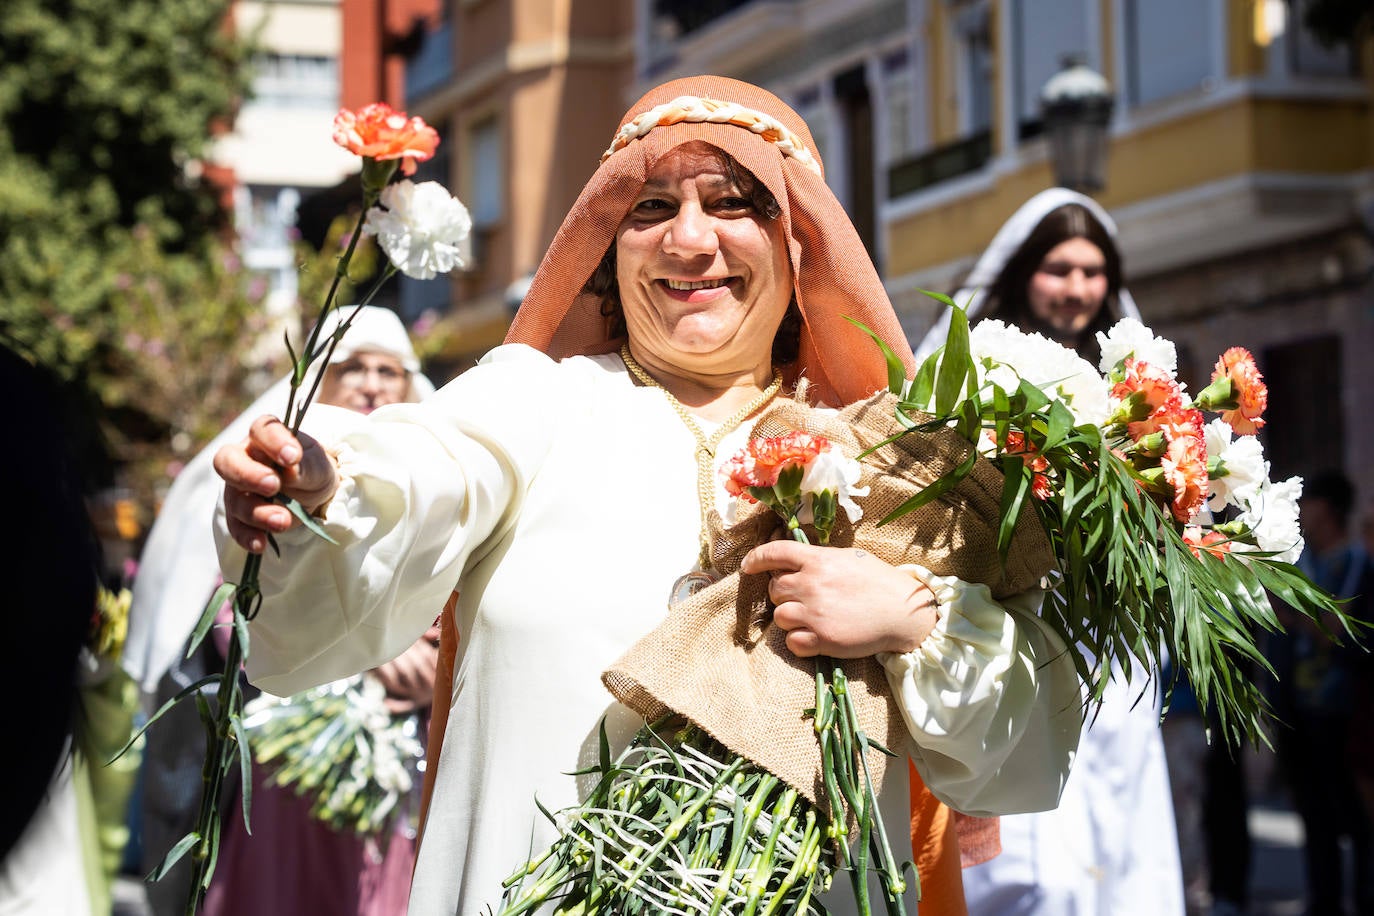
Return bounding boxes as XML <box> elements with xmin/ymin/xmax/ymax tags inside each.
<box><xmin>741</xmin><ymin>542</ymin><xmax>939</xmax><ymax>659</ymax></box>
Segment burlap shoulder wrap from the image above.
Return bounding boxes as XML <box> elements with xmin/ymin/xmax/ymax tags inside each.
<box><xmin>602</xmin><ymin>390</ymin><xmax>1055</xmax><ymax>814</ymax></box>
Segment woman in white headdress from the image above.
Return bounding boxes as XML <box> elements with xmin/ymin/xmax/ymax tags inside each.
<box><xmin>127</xmin><ymin>305</ymin><xmax>436</xmax><ymax>916</ymax></box>
<box><xmin>915</xmin><ymin>188</ymin><xmax>1185</xmax><ymax>916</ymax></box>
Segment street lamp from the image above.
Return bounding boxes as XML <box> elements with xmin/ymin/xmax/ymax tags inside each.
<box><xmin>1040</xmin><ymin>54</ymin><xmax>1115</xmax><ymax>193</ymax></box>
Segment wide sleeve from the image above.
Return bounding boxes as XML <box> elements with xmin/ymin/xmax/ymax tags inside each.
<box><xmin>877</xmin><ymin>566</ymin><xmax>1082</xmax><ymax>817</ymax></box>
<box><xmin>214</xmin><ymin>344</ymin><xmax>564</xmax><ymax>696</ymax></box>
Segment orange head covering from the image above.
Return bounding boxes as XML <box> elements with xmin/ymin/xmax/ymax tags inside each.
<box><xmin>504</xmin><ymin>75</ymin><xmax>914</xmax><ymax>407</ymax></box>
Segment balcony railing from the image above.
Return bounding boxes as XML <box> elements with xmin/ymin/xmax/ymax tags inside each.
<box><xmin>886</xmin><ymin>129</ymin><xmax>992</xmax><ymax>199</ymax></box>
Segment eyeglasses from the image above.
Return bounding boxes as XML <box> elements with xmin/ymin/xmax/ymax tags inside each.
<box><xmin>332</xmin><ymin>359</ymin><xmax>410</xmax><ymax>390</ymax></box>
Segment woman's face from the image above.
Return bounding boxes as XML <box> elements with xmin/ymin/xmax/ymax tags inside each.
<box><xmin>1027</xmin><ymin>237</ymin><xmax>1109</xmax><ymax>339</ymax></box>
<box><xmin>615</xmin><ymin>142</ymin><xmax>793</xmax><ymax>378</ymax></box>
<box><xmin>318</xmin><ymin>350</ymin><xmax>411</xmax><ymax>414</ymax></box>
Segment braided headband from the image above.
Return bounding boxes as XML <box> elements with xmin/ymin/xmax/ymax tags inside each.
<box><xmin>601</xmin><ymin>95</ymin><xmax>821</xmax><ymax>177</ymax></box>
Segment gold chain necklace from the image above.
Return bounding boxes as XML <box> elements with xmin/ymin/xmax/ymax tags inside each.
<box><xmin>620</xmin><ymin>343</ymin><xmax>783</xmax><ymax>572</ymax></box>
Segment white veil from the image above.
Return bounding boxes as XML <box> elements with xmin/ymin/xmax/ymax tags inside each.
<box><xmin>912</xmin><ymin>188</ymin><xmax>1140</xmax><ymax>362</ymax></box>
<box><xmin>123</xmin><ymin>306</ymin><xmax>435</xmax><ymax>693</ymax></box>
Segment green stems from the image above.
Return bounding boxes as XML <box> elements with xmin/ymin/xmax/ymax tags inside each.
<box><xmin>811</xmin><ymin>664</ymin><xmax>915</xmax><ymax>916</ymax></box>
<box><xmin>498</xmin><ymin>723</ymin><xmax>828</xmax><ymax>916</ymax></box>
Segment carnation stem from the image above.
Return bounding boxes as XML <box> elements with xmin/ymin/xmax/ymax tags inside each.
<box><xmin>178</xmin><ymin>202</ymin><xmax>382</xmax><ymax>914</ymax></box>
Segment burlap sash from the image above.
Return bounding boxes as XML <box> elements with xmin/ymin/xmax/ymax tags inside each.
<box><xmin>602</xmin><ymin>390</ymin><xmax>1055</xmax><ymax>816</ymax></box>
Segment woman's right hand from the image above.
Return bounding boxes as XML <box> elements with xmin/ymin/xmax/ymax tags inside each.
<box><xmin>213</xmin><ymin>415</ymin><xmax>340</xmax><ymax>553</ymax></box>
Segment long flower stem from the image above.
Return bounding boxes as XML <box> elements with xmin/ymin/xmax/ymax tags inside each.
<box><xmin>177</xmin><ymin>189</ymin><xmax>386</xmax><ymax>913</ymax></box>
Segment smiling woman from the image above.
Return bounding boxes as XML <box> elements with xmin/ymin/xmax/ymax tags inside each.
<box><xmin>211</xmin><ymin>75</ymin><xmax>1083</xmax><ymax>916</ymax></box>
<box><xmin>614</xmin><ymin>142</ymin><xmax>794</xmax><ymax>418</ymax></box>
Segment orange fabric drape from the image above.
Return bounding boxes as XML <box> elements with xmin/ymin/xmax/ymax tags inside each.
<box><xmin>416</xmin><ymin>590</ymin><xmax>460</xmax><ymax>850</ymax></box>
<box><xmin>909</xmin><ymin>761</ymin><xmax>969</xmax><ymax>916</ymax></box>
<box><xmin>953</xmin><ymin>812</ymin><xmax>1002</xmax><ymax>868</ymax></box>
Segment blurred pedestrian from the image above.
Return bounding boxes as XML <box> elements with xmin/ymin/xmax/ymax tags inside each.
<box><xmin>1270</xmin><ymin>469</ymin><xmax>1374</xmax><ymax>916</ymax></box>
<box><xmin>915</xmin><ymin>187</ymin><xmax>1187</xmax><ymax>916</ymax></box>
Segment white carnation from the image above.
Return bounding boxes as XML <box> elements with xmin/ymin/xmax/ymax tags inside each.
<box><xmin>1096</xmin><ymin>317</ymin><xmax>1177</xmax><ymax>375</ymax></box>
<box><xmin>1203</xmin><ymin>418</ymin><xmax>1268</xmax><ymax>512</ymax></box>
<box><xmin>799</xmin><ymin>445</ymin><xmax>869</xmax><ymax>525</ymax></box>
<box><xmin>363</xmin><ymin>180</ymin><xmax>472</xmax><ymax>280</ymax></box>
<box><xmin>1235</xmin><ymin>475</ymin><xmax>1304</xmax><ymax>564</ymax></box>
<box><xmin>969</xmin><ymin>320</ymin><xmax>1111</xmax><ymax>426</ymax></box>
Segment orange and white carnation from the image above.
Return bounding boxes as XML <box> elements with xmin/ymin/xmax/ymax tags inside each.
<box><xmin>1162</xmin><ymin>435</ymin><xmax>1209</xmax><ymax>523</ymax></box>
<box><xmin>1209</xmin><ymin>347</ymin><xmax>1268</xmax><ymax>435</ymax></box>
<box><xmin>721</xmin><ymin>432</ymin><xmax>867</xmax><ymax>529</ymax></box>
<box><xmin>333</xmin><ymin>102</ymin><xmax>440</xmax><ymax>176</ymax></box>
<box><xmin>1112</xmin><ymin>358</ymin><xmax>1181</xmax><ymax>422</ymax></box>
<box><xmin>721</xmin><ymin>431</ymin><xmax>828</xmax><ymax>499</ymax></box>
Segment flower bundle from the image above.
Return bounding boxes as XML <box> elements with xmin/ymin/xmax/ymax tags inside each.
<box><xmin>242</xmin><ymin>675</ymin><xmax>425</xmax><ymax>838</ymax></box>
<box><xmin>119</xmin><ymin>101</ymin><xmax>471</xmax><ymax>913</ymax></box>
<box><xmin>90</xmin><ymin>585</ymin><xmax>132</xmax><ymax>661</ymax></box>
<box><xmin>500</xmin><ymin>433</ymin><xmax>919</xmax><ymax>916</ymax></box>
<box><xmin>870</xmin><ymin>299</ymin><xmax>1346</xmax><ymax>741</ymax></box>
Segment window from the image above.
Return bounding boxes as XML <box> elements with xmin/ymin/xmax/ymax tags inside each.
<box><xmin>1010</xmin><ymin>0</ymin><xmax>1091</xmax><ymax>137</ymax></box>
<box><xmin>1261</xmin><ymin>335</ymin><xmax>1344</xmax><ymax>483</ymax></box>
<box><xmin>251</xmin><ymin>54</ymin><xmax>339</xmax><ymax>109</ymax></box>
<box><xmin>951</xmin><ymin>1</ymin><xmax>994</xmax><ymax>137</ymax></box>
<box><xmin>881</xmin><ymin>49</ymin><xmax>918</xmax><ymax>163</ymax></box>
<box><xmin>791</xmin><ymin>85</ymin><xmax>831</xmax><ymax>176</ymax></box>
<box><xmin>1287</xmin><ymin>0</ymin><xmax>1355</xmax><ymax>77</ymax></box>
<box><xmin>468</xmin><ymin>117</ymin><xmax>504</xmax><ymax>228</ymax></box>
<box><xmin>1124</xmin><ymin>0</ymin><xmax>1214</xmax><ymax>106</ymax></box>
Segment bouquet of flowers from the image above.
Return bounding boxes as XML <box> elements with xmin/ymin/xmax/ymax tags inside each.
<box><xmin>242</xmin><ymin>675</ymin><xmax>425</xmax><ymax>838</ymax></box>
<box><xmin>880</xmin><ymin>298</ymin><xmax>1344</xmax><ymax>741</ymax></box>
<box><xmin>90</xmin><ymin>584</ymin><xmax>132</xmax><ymax>661</ymax></box>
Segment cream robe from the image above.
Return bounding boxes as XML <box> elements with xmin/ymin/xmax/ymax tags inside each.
<box><xmin>217</xmin><ymin>345</ymin><xmax>1082</xmax><ymax>916</ymax></box>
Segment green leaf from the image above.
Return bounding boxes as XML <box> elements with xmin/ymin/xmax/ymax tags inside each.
<box><xmin>933</xmin><ymin>306</ymin><xmax>972</xmax><ymax>417</ymax></box>
<box><xmin>878</xmin><ymin>440</ymin><xmax>979</xmax><ymax>525</ymax></box>
<box><xmin>907</xmin><ymin>348</ymin><xmax>940</xmax><ymax>410</ymax></box>
<box><xmin>1016</xmin><ymin>378</ymin><xmax>1051</xmax><ymax>414</ymax></box>
<box><xmin>110</xmin><ymin>674</ymin><xmax>219</xmax><ymax>763</ymax></box>
<box><xmin>283</xmin><ymin>496</ymin><xmax>339</xmax><ymax>544</ymax></box>
<box><xmin>232</xmin><ymin>605</ymin><xmax>251</xmax><ymax>659</ymax></box>
<box><xmin>186</xmin><ymin>581</ymin><xmax>236</xmax><ymax>659</ymax></box>
<box><xmin>996</xmin><ymin>459</ymin><xmax>1032</xmax><ymax>557</ymax></box>
<box><xmin>1042</xmin><ymin>400</ymin><xmax>1076</xmax><ymax>451</ymax></box>
<box><xmin>916</xmin><ymin>287</ymin><xmax>960</xmax><ymax>310</ymax></box>
<box><xmin>231</xmin><ymin>717</ymin><xmax>254</xmax><ymax>834</ymax></box>
<box><xmin>147</xmin><ymin>831</ymin><xmax>201</xmax><ymax>882</ymax></box>
<box><xmin>842</xmin><ymin>316</ymin><xmax>908</xmax><ymax>395</ymax></box>
<box><xmin>598</xmin><ymin>718</ymin><xmax>611</xmax><ymax>774</ymax></box>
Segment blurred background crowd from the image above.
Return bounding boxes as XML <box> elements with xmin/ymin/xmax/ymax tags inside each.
<box><xmin>1</xmin><ymin>0</ymin><xmax>1372</xmax><ymax>914</ymax></box>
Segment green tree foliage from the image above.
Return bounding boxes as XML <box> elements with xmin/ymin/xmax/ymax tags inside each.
<box><xmin>0</xmin><ymin>0</ymin><xmax>260</xmax><ymax>505</ymax></box>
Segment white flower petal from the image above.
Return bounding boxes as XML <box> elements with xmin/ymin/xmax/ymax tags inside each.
<box><xmin>363</xmin><ymin>180</ymin><xmax>473</xmax><ymax>280</ymax></box>
<box><xmin>1096</xmin><ymin>317</ymin><xmax>1178</xmax><ymax>375</ymax></box>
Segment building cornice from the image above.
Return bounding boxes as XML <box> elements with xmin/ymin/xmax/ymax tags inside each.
<box><xmin>410</xmin><ymin>35</ymin><xmax>634</xmax><ymax>122</ymax></box>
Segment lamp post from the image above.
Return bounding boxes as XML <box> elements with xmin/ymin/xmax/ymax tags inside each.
<box><xmin>1040</xmin><ymin>54</ymin><xmax>1115</xmax><ymax>193</ymax></box>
